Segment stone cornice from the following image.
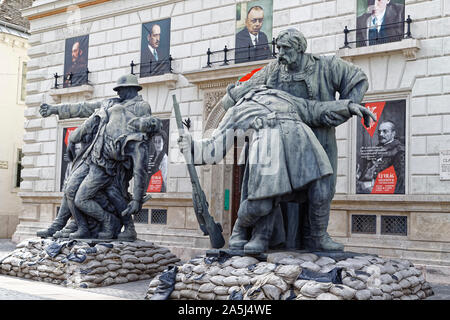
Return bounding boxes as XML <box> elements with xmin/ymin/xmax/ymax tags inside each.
<box><xmin>183</xmin><ymin>59</ymin><xmax>272</xmax><ymax>90</ymax></box>
<box><xmin>139</xmin><ymin>73</ymin><xmax>179</xmax><ymax>89</ymax></box>
<box><xmin>332</xmin><ymin>194</ymin><xmax>450</xmax><ymax>212</ymax></box>
<box><xmin>337</xmin><ymin>38</ymin><xmax>421</xmax><ymax>62</ymax></box>
<box><xmin>22</xmin><ymin>0</ymin><xmax>183</xmax><ymax>21</ymax></box>
<box><xmin>49</xmin><ymin>84</ymin><xmax>94</xmax><ymax>103</ymax></box>
<box><xmin>0</xmin><ymin>32</ymin><xmax>29</xmax><ymax>48</ymax></box>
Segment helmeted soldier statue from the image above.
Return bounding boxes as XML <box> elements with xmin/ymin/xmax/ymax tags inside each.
<box><xmin>37</xmin><ymin>74</ymin><xmax>162</xmax><ymax>241</ymax></box>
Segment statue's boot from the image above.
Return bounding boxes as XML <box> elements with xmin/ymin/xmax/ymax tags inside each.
<box><xmin>228</xmin><ymin>220</ymin><xmax>249</xmax><ymax>251</ymax></box>
<box><xmin>98</xmin><ymin>213</ymin><xmax>115</xmax><ymax>239</ymax></box>
<box><xmin>69</xmin><ymin>207</ymin><xmax>91</xmax><ymax>239</ymax></box>
<box><xmin>54</xmin><ymin>220</ymin><xmax>78</xmax><ymax>239</ymax></box>
<box><xmin>117</xmin><ymin>216</ymin><xmax>137</xmax><ymax>241</ymax></box>
<box><xmin>37</xmin><ymin>226</ymin><xmax>59</xmax><ymax>238</ymax></box>
<box><xmin>304</xmin><ymin>206</ymin><xmax>343</xmax><ymax>251</ymax></box>
<box><xmin>243</xmin><ymin>212</ymin><xmax>275</xmax><ymax>255</ymax></box>
<box><xmin>37</xmin><ymin>200</ymin><xmax>72</xmax><ymax>238</ymax></box>
<box><xmin>304</xmin><ymin>176</ymin><xmax>344</xmax><ymax>252</ymax></box>
<box><xmin>304</xmin><ymin>232</ymin><xmax>344</xmax><ymax>251</ymax></box>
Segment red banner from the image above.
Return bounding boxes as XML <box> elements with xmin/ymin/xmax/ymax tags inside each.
<box><xmin>371</xmin><ymin>165</ymin><xmax>397</xmax><ymax>194</ymax></box>
<box><xmin>147</xmin><ymin>170</ymin><xmax>163</xmax><ymax>193</ymax></box>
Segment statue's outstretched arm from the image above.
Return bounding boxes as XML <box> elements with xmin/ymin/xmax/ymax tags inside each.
<box><xmin>39</xmin><ymin>101</ymin><xmax>102</xmax><ymax>119</ymax></box>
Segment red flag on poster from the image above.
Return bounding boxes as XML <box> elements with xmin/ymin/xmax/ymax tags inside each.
<box><xmin>371</xmin><ymin>165</ymin><xmax>397</xmax><ymax>194</ymax></box>
<box><xmin>239</xmin><ymin>67</ymin><xmax>263</xmax><ymax>82</ymax></box>
<box><xmin>147</xmin><ymin>170</ymin><xmax>163</xmax><ymax>193</ymax></box>
<box><xmin>362</xmin><ymin>101</ymin><xmax>385</xmax><ymax>137</ymax></box>
<box><xmin>64</xmin><ymin>127</ymin><xmax>77</xmax><ymax>146</ymax></box>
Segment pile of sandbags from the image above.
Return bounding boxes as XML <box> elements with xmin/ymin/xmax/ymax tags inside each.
<box><xmin>0</xmin><ymin>238</ymin><xmax>181</xmax><ymax>288</ymax></box>
<box><xmin>146</xmin><ymin>251</ymin><xmax>434</xmax><ymax>300</ymax></box>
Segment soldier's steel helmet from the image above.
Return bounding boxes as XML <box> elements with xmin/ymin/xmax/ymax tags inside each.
<box><xmin>113</xmin><ymin>74</ymin><xmax>143</xmax><ymax>92</ymax></box>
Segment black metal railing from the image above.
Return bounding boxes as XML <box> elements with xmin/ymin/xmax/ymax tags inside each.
<box><xmin>342</xmin><ymin>15</ymin><xmax>413</xmax><ymax>49</ymax></box>
<box><xmin>205</xmin><ymin>38</ymin><xmax>278</xmax><ymax>67</ymax></box>
<box><xmin>130</xmin><ymin>55</ymin><xmax>174</xmax><ymax>77</ymax></box>
<box><xmin>53</xmin><ymin>68</ymin><xmax>90</xmax><ymax>89</ymax></box>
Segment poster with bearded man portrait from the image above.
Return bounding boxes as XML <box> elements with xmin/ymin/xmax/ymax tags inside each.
<box><xmin>63</xmin><ymin>35</ymin><xmax>89</xmax><ymax>88</ymax></box>
<box><xmin>235</xmin><ymin>0</ymin><xmax>273</xmax><ymax>64</ymax></box>
<box><xmin>356</xmin><ymin>100</ymin><xmax>406</xmax><ymax>194</ymax></box>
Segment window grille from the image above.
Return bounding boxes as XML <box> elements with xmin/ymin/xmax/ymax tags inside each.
<box><xmin>150</xmin><ymin>209</ymin><xmax>167</xmax><ymax>225</ymax></box>
<box><xmin>381</xmin><ymin>216</ymin><xmax>407</xmax><ymax>236</ymax></box>
<box><xmin>351</xmin><ymin>215</ymin><xmax>376</xmax><ymax>234</ymax></box>
<box><xmin>134</xmin><ymin>209</ymin><xmax>149</xmax><ymax>224</ymax></box>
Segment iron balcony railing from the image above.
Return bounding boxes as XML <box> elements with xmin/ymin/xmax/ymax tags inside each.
<box><xmin>342</xmin><ymin>15</ymin><xmax>413</xmax><ymax>49</ymax></box>
<box><xmin>53</xmin><ymin>68</ymin><xmax>90</xmax><ymax>89</ymax></box>
<box><xmin>205</xmin><ymin>38</ymin><xmax>278</xmax><ymax>67</ymax></box>
<box><xmin>129</xmin><ymin>56</ymin><xmax>174</xmax><ymax>76</ymax></box>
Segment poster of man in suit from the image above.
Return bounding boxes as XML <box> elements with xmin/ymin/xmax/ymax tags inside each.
<box><xmin>235</xmin><ymin>0</ymin><xmax>273</xmax><ymax>64</ymax></box>
<box><xmin>356</xmin><ymin>100</ymin><xmax>406</xmax><ymax>194</ymax></box>
<box><xmin>140</xmin><ymin>18</ymin><xmax>171</xmax><ymax>77</ymax></box>
<box><xmin>63</xmin><ymin>35</ymin><xmax>89</xmax><ymax>88</ymax></box>
<box><xmin>356</xmin><ymin>0</ymin><xmax>405</xmax><ymax>47</ymax></box>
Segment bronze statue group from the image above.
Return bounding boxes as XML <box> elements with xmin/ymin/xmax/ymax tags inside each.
<box><xmin>38</xmin><ymin>29</ymin><xmax>375</xmax><ymax>255</ymax></box>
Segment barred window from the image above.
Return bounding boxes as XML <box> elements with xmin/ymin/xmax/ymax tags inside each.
<box><xmin>351</xmin><ymin>215</ymin><xmax>376</xmax><ymax>234</ymax></box>
<box><xmin>151</xmin><ymin>209</ymin><xmax>167</xmax><ymax>225</ymax></box>
<box><xmin>381</xmin><ymin>216</ymin><xmax>407</xmax><ymax>236</ymax></box>
<box><xmin>134</xmin><ymin>209</ymin><xmax>149</xmax><ymax>224</ymax></box>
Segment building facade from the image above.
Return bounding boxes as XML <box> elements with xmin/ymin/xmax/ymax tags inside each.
<box><xmin>0</xmin><ymin>0</ymin><xmax>31</xmax><ymax>238</ymax></box>
<box><xmin>16</xmin><ymin>0</ymin><xmax>450</xmax><ymax>280</ymax></box>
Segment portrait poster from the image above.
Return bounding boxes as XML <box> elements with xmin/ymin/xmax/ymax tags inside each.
<box><xmin>147</xmin><ymin>119</ymin><xmax>170</xmax><ymax>193</ymax></box>
<box><xmin>235</xmin><ymin>0</ymin><xmax>273</xmax><ymax>64</ymax></box>
<box><xmin>355</xmin><ymin>0</ymin><xmax>405</xmax><ymax>47</ymax></box>
<box><xmin>63</xmin><ymin>35</ymin><xmax>89</xmax><ymax>88</ymax></box>
<box><xmin>140</xmin><ymin>18</ymin><xmax>171</xmax><ymax>77</ymax></box>
<box><xmin>60</xmin><ymin>127</ymin><xmax>80</xmax><ymax>191</ymax></box>
<box><xmin>356</xmin><ymin>100</ymin><xmax>406</xmax><ymax>194</ymax></box>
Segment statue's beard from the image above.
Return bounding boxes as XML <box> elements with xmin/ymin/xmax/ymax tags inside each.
<box><xmin>278</xmin><ymin>54</ymin><xmax>298</xmax><ymax>68</ymax></box>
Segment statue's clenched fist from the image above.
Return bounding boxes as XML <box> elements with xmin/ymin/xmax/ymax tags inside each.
<box><xmin>39</xmin><ymin>103</ymin><xmax>58</xmax><ymax>118</ymax></box>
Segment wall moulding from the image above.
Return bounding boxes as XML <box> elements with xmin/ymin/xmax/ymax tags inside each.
<box><xmin>337</xmin><ymin>38</ymin><xmax>421</xmax><ymax>62</ymax></box>
<box><xmin>332</xmin><ymin>194</ymin><xmax>450</xmax><ymax>212</ymax></box>
<box><xmin>49</xmin><ymin>84</ymin><xmax>94</xmax><ymax>103</ymax></box>
<box><xmin>139</xmin><ymin>73</ymin><xmax>179</xmax><ymax>90</ymax></box>
<box><xmin>183</xmin><ymin>59</ymin><xmax>272</xmax><ymax>90</ymax></box>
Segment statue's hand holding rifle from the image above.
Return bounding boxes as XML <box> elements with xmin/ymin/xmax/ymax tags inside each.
<box><xmin>173</xmin><ymin>95</ymin><xmax>225</xmax><ymax>249</ymax></box>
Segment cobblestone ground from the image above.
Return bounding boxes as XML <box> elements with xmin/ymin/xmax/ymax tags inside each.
<box><xmin>1</xmin><ymin>239</ymin><xmax>449</xmax><ymax>300</ymax></box>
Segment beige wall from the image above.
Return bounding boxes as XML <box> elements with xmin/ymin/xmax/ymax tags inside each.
<box><xmin>0</xmin><ymin>32</ymin><xmax>29</xmax><ymax>238</ymax></box>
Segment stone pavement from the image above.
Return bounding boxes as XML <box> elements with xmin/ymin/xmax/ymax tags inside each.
<box><xmin>1</xmin><ymin>239</ymin><xmax>449</xmax><ymax>300</ymax></box>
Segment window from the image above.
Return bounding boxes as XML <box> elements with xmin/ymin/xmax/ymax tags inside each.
<box><xmin>150</xmin><ymin>209</ymin><xmax>167</xmax><ymax>225</ymax></box>
<box><xmin>351</xmin><ymin>214</ymin><xmax>377</xmax><ymax>234</ymax></box>
<box><xmin>20</xmin><ymin>61</ymin><xmax>27</xmax><ymax>102</ymax></box>
<box><xmin>15</xmin><ymin>148</ymin><xmax>23</xmax><ymax>188</ymax></box>
<box><xmin>381</xmin><ymin>215</ymin><xmax>407</xmax><ymax>236</ymax></box>
<box><xmin>134</xmin><ymin>209</ymin><xmax>149</xmax><ymax>224</ymax></box>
